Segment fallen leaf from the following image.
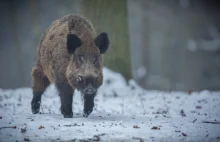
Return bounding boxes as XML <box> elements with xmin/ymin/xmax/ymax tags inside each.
<box><xmin>38</xmin><ymin>125</ymin><xmax>45</xmax><ymax>129</ymax></box>
<box><xmin>21</xmin><ymin>128</ymin><xmax>27</xmax><ymax>133</ymax></box>
<box><xmin>196</xmin><ymin>106</ymin><xmax>202</xmax><ymax>109</ymax></box>
<box><xmin>24</xmin><ymin>138</ymin><xmax>30</xmax><ymax>141</ymax></box>
<box><xmin>180</xmin><ymin>109</ymin><xmax>186</xmax><ymax>117</ymax></box>
<box><xmin>133</xmin><ymin>125</ymin><xmax>140</xmax><ymax>129</ymax></box>
<box><xmin>182</xmin><ymin>132</ymin><xmax>187</xmax><ymax>136</ymax></box>
<box><xmin>151</xmin><ymin>126</ymin><xmax>160</xmax><ymax>130</ymax></box>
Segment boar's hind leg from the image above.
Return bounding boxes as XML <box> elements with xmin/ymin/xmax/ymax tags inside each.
<box><xmin>56</xmin><ymin>83</ymin><xmax>73</xmax><ymax>118</ymax></box>
<box><xmin>83</xmin><ymin>94</ymin><xmax>95</xmax><ymax>118</ymax></box>
<box><xmin>31</xmin><ymin>66</ymin><xmax>50</xmax><ymax>114</ymax></box>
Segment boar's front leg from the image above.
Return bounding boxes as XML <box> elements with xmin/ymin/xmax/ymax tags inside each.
<box><xmin>56</xmin><ymin>83</ymin><xmax>73</xmax><ymax>118</ymax></box>
<box><xmin>83</xmin><ymin>94</ymin><xmax>95</xmax><ymax>117</ymax></box>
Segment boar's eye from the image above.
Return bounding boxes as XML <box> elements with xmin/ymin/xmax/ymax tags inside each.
<box><xmin>78</xmin><ymin>56</ymin><xmax>84</xmax><ymax>63</ymax></box>
<box><xmin>93</xmin><ymin>56</ymin><xmax>98</xmax><ymax>64</ymax></box>
<box><xmin>76</xmin><ymin>55</ymin><xmax>84</xmax><ymax>64</ymax></box>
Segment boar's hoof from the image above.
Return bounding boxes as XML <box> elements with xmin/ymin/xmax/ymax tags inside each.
<box><xmin>61</xmin><ymin>109</ymin><xmax>73</xmax><ymax>118</ymax></box>
<box><xmin>83</xmin><ymin>110</ymin><xmax>92</xmax><ymax>118</ymax></box>
<box><xmin>31</xmin><ymin>101</ymin><xmax>40</xmax><ymax>114</ymax></box>
<box><xmin>61</xmin><ymin>107</ymin><xmax>73</xmax><ymax>118</ymax></box>
<box><xmin>63</xmin><ymin>112</ymin><xmax>73</xmax><ymax>118</ymax></box>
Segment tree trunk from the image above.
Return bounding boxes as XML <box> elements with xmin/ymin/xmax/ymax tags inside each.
<box><xmin>81</xmin><ymin>0</ymin><xmax>131</xmax><ymax>80</ymax></box>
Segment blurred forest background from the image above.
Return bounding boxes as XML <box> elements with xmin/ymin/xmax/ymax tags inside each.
<box><xmin>0</xmin><ymin>0</ymin><xmax>220</xmax><ymax>91</ymax></box>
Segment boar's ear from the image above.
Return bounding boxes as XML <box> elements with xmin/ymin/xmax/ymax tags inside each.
<box><xmin>67</xmin><ymin>34</ymin><xmax>82</xmax><ymax>54</ymax></box>
<box><xmin>95</xmin><ymin>32</ymin><xmax>109</xmax><ymax>54</ymax></box>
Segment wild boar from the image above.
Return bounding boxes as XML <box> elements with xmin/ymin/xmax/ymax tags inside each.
<box><xmin>31</xmin><ymin>14</ymin><xmax>109</xmax><ymax>118</ymax></box>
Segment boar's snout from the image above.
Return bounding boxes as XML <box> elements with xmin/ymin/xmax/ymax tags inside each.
<box><xmin>84</xmin><ymin>84</ymin><xmax>96</xmax><ymax>95</ymax></box>
<box><xmin>74</xmin><ymin>75</ymin><xmax>98</xmax><ymax>94</ymax></box>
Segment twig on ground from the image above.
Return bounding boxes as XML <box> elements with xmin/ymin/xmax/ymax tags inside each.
<box><xmin>193</xmin><ymin>119</ymin><xmax>197</xmax><ymax>123</ymax></box>
<box><xmin>202</xmin><ymin>121</ymin><xmax>220</xmax><ymax>124</ymax></box>
<box><xmin>139</xmin><ymin>97</ymin><xmax>147</xmax><ymax>115</ymax></box>
<box><xmin>109</xmin><ymin>123</ymin><xmax>113</xmax><ymax>128</ymax></box>
<box><xmin>162</xmin><ymin>93</ymin><xmax>170</xmax><ymax>117</ymax></box>
<box><xmin>119</xmin><ymin>123</ymin><xmax>126</xmax><ymax>128</ymax></box>
<box><xmin>63</xmin><ymin>123</ymin><xmax>78</xmax><ymax>127</ymax></box>
<box><xmin>162</xmin><ymin>113</ymin><xmax>170</xmax><ymax>118</ymax></box>
<box><xmin>0</xmin><ymin>126</ymin><xmax>16</xmax><ymax>130</ymax></box>
<box><xmin>13</xmin><ymin>103</ymin><xmax>15</xmax><ymax>115</ymax></box>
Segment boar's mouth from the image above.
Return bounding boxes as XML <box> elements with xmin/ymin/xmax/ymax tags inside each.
<box><xmin>70</xmin><ymin>75</ymin><xmax>98</xmax><ymax>95</ymax></box>
<box><xmin>83</xmin><ymin>83</ymin><xmax>97</xmax><ymax>95</ymax></box>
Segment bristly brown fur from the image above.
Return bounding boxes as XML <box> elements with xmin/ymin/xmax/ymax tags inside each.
<box><xmin>37</xmin><ymin>14</ymin><xmax>100</xmax><ymax>84</ymax></box>
<box><xmin>31</xmin><ymin>14</ymin><xmax>109</xmax><ymax>118</ymax></box>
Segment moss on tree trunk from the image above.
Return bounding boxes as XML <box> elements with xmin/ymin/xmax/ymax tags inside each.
<box><xmin>81</xmin><ymin>0</ymin><xmax>131</xmax><ymax>80</ymax></box>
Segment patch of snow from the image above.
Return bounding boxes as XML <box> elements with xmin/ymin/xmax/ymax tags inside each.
<box><xmin>0</xmin><ymin>67</ymin><xmax>220</xmax><ymax>141</ymax></box>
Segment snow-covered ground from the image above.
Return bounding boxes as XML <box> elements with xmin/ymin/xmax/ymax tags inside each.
<box><xmin>0</xmin><ymin>68</ymin><xmax>220</xmax><ymax>142</ymax></box>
